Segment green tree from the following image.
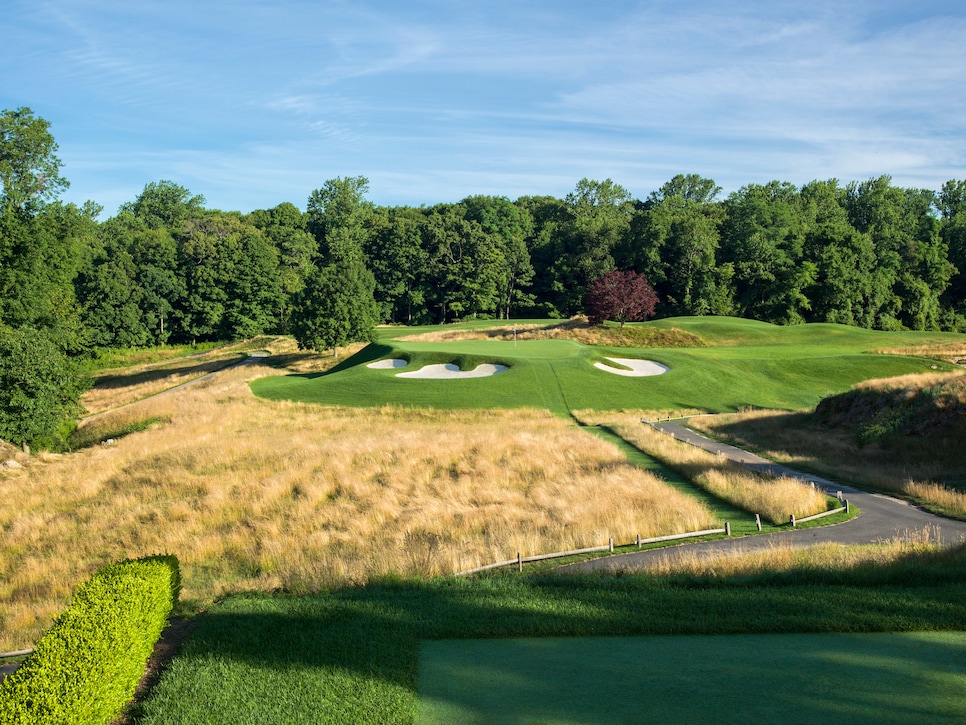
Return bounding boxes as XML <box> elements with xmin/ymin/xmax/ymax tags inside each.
<box><xmin>77</xmin><ymin>246</ymin><xmax>151</xmax><ymax>348</ymax></box>
<box><xmin>633</xmin><ymin>176</ymin><xmax>726</xmax><ymax>316</ymax></box>
<box><xmin>248</xmin><ymin>202</ymin><xmax>318</xmax><ymax>329</ymax></box>
<box><xmin>461</xmin><ymin>196</ymin><xmax>535</xmax><ymax>319</ymax></box>
<box><xmin>844</xmin><ymin>176</ymin><xmax>953</xmax><ymax>329</ymax></box>
<box><xmin>0</xmin><ymin>107</ymin><xmax>69</xmax><ymax>213</ymax></box>
<box><xmin>120</xmin><ymin>180</ymin><xmax>205</xmax><ymax>231</ymax></box>
<box><xmin>515</xmin><ymin>195</ymin><xmax>570</xmax><ymax>317</ymax></box>
<box><xmin>0</xmin><ymin>326</ymin><xmax>88</xmax><ymax>449</ymax></box>
<box><xmin>720</xmin><ymin>181</ymin><xmax>814</xmax><ymax>324</ymax></box>
<box><xmin>176</xmin><ymin>213</ymin><xmax>281</xmax><ymax>341</ymax></box>
<box><xmin>420</xmin><ymin>204</ymin><xmax>502</xmax><ymax>322</ymax></box>
<box><xmin>646</xmin><ymin>173</ymin><xmax>722</xmax><ymax>206</ymax></box>
<box><xmin>939</xmin><ymin>180</ymin><xmax>966</xmax><ymax>322</ymax></box>
<box><xmin>289</xmin><ymin>259</ymin><xmax>379</xmax><ymax>354</ymax></box>
<box><xmin>307</xmin><ymin>176</ymin><xmax>373</xmax><ymax>264</ymax></box>
<box><xmin>531</xmin><ymin>179</ymin><xmax>634</xmax><ymax>316</ymax></box>
<box><xmin>90</xmin><ymin>211</ymin><xmax>186</xmax><ymax>344</ymax></box>
<box><xmin>1</xmin><ymin>201</ymin><xmax>96</xmax><ymax>352</ymax></box>
<box><xmin>364</xmin><ymin>206</ymin><xmax>428</xmax><ymax>323</ymax></box>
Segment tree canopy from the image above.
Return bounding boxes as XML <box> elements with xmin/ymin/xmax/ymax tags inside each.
<box><xmin>5</xmin><ymin>106</ymin><xmax>966</xmax><ymax>444</ymax></box>
<box><xmin>584</xmin><ymin>270</ymin><xmax>658</xmax><ymax>326</ymax></box>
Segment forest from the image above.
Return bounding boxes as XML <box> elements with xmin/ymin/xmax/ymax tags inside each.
<box><xmin>2</xmin><ymin>106</ymin><xmax>966</xmax><ymax>448</ymax></box>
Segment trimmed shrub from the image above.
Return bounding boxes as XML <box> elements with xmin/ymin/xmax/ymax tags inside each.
<box><xmin>0</xmin><ymin>555</ymin><xmax>180</xmax><ymax>725</ymax></box>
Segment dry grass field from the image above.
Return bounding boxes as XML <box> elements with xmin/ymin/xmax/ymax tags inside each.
<box><xmin>0</xmin><ymin>353</ymin><xmax>716</xmax><ymax>651</ymax></box>
<box><xmin>400</xmin><ymin>316</ymin><xmax>703</xmax><ymax>347</ymax></box>
<box><xmin>81</xmin><ymin>352</ymin><xmax>247</xmax><ymax>416</ymax></box>
<box><xmin>575</xmin><ymin>410</ymin><xmax>830</xmax><ymax>524</ymax></box>
<box><xmin>873</xmin><ymin>341</ymin><xmax>966</xmax><ymax>365</ymax></box>
<box><xmin>615</xmin><ymin>527</ymin><xmax>945</xmax><ymax>577</ymax></box>
<box><xmin>688</xmin><ymin>371</ymin><xmax>966</xmax><ymax>519</ymax></box>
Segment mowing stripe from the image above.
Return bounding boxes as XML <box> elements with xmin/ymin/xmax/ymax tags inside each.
<box><xmin>418</xmin><ymin>631</ymin><xmax>966</xmax><ymax>724</ymax></box>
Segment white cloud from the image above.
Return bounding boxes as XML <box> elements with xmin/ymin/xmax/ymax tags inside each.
<box><xmin>9</xmin><ymin>0</ymin><xmax>966</xmax><ymax>214</ymax></box>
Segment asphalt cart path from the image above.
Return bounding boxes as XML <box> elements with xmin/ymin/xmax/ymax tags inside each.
<box><xmin>559</xmin><ymin>419</ymin><xmax>966</xmax><ymax>575</ymax></box>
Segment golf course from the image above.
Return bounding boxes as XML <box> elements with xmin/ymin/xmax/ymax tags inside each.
<box><xmin>252</xmin><ymin>316</ymin><xmax>962</xmax><ymax>415</ymax></box>
<box><xmin>4</xmin><ymin>316</ymin><xmax>966</xmax><ymax>723</ymax></box>
<box><xmin>134</xmin><ymin>317</ymin><xmax>966</xmax><ymax>723</ymax></box>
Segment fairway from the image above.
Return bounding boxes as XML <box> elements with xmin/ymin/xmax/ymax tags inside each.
<box><xmin>418</xmin><ymin>632</ymin><xmax>966</xmax><ymax>724</ymax></box>
<box><xmin>251</xmin><ymin>317</ymin><xmax>963</xmax><ymax>414</ymax></box>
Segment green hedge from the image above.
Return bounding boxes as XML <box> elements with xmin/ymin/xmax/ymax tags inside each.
<box><xmin>0</xmin><ymin>555</ymin><xmax>180</xmax><ymax>725</ymax></box>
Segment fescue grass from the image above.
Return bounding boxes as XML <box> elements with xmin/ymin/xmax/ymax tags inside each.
<box><xmin>689</xmin><ymin>372</ymin><xmax>966</xmax><ymax>519</ymax></box>
<box><xmin>399</xmin><ymin>316</ymin><xmax>704</xmax><ymax>348</ymax></box>
<box><xmin>82</xmin><ymin>342</ymin><xmax>225</xmax><ymax>372</ymax></box>
<box><xmin>135</xmin><ymin>541</ymin><xmax>966</xmax><ymax>724</ymax></box>
<box><xmin>872</xmin><ymin>341</ymin><xmax>966</xmax><ymax>364</ymax></box>
<box><xmin>81</xmin><ymin>352</ymin><xmax>248</xmax><ymax>416</ymax></box>
<box><xmin>0</xmin><ymin>360</ymin><xmax>716</xmax><ymax>651</ymax></box>
<box><xmin>575</xmin><ymin>410</ymin><xmax>831</xmax><ymax>524</ymax></box>
<box><xmin>67</xmin><ymin>410</ymin><xmax>168</xmax><ymax>450</ymax></box>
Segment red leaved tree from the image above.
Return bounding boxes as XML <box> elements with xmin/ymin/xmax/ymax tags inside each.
<box><xmin>584</xmin><ymin>270</ymin><xmax>659</xmax><ymax>326</ymax></box>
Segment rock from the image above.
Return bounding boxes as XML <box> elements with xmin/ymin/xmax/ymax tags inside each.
<box><xmin>2</xmin><ymin>460</ymin><xmax>21</xmax><ymax>469</ymax></box>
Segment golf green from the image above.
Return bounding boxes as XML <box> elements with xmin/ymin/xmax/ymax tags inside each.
<box><xmin>417</xmin><ymin>631</ymin><xmax>966</xmax><ymax>724</ymax></box>
<box><xmin>252</xmin><ymin>317</ymin><xmax>963</xmax><ymax>415</ymax></box>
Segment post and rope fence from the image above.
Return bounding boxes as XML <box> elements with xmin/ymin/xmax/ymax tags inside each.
<box><xmin>456</xmin><ymin>525</ymin><xmax>732</xmax><ymax>577</ymax></box>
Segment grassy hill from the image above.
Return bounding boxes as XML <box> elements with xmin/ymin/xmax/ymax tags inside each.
<box><xmin>252</xmin><ymin>316</ymin><xmax>964</xmax><ymax>415</ymax></box>
<box><xmin>815</xmin><ymin>371</ymin><xmax>966</xmax><ymax>443</ymax></box>
<box><xmin>690</xmin><ymin>369</ymin><xmax>966</xmax><ymax>517</ymax></box>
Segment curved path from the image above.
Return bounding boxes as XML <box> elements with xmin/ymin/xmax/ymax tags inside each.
<box><xmin>81</xmin><ymin>352</ymin><xmax>269</xmax><ymax>423</ymax></box>
<box><xmin>559</xmin><ymin>419</ymin><xmax>966</xmax><ymax>574</ymax></box>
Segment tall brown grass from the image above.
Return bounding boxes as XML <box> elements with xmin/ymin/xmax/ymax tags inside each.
<box><xmin>873</xmin><ymin>342</ymin><xmax>966</xmax><ymax>364</ymax></box>
<box><xmin>688</xmin><ymin>382</ymin><xmax>966</xmax><ymax>520</ymax></box>
<box><xmin>81</xmin><ymin>337</ymin><xmax>362</xmax><ymax>418</ymax></box>
<box><xmin>82</xmin><ymin>353</ymin><xmax>246</xmax><ymax>416</ymax></box>
<box><xmin>618</xmin><ymin>527</ymin><xmax>946</xmax><ymax>577</ymax></box>
<box><xmin>0</xmin><ymin>360</ymin><xmax>715</xmax><ymax>650</ymax></box>
<box><xmin>575</xmin><ymin>410</ymin><xmax>830</xmax><ymax>524</ymax></box>
<box><xmin>401</xmin><ymin>317</ymin><xmax>703</xmax><ymax>348</ymax></box>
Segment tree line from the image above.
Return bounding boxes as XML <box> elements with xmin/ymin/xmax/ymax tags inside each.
<box><xmin>76</xmin><ymin>173</ymin><xmax>966</xmax><ymax>346</ymax></box>
<box><xmin>3</xmin><ymin>106</ymin><xmax>966</xmax><ymax>447</ymax></box>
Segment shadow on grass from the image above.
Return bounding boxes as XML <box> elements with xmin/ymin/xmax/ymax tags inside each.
<box><xmin>136</xmin><ymin>546</ymin><xmax>966</xmax><ymax>723</ymax></box>
<box><xmin>92</xmin><ymin>356</ymin><xmax>245</xmax><ymax>391</ymax></box>
<box><xmin>418</xmin><ymin>631</ymin><xmax>966</xmax><ymax>724</ymax></box>
<box><xmin>268</xmin><ymin>343</ymin><xmax>398</xmax><ymax>382</ymax></box>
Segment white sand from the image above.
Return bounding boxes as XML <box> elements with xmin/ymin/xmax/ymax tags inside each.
<box><xmin>396</xmin><ymin>363</ymin><xmax>508</xmax><ymax>379</ymax></box>
<box><xmin>367</xmin><ymin>358</ymin><xmax>408</xmax><ymax>369</ymax></box>
<box><xmin>594</xmin><ymin>357</ymin><xmax>669</xmax><ymax>377</ymax></box>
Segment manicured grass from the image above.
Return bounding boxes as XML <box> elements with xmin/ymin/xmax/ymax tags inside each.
<box><xmin>136</xmin><ymin>545</ymin><xmax>966</xmax><ymax>724</ymax></box>
<box><xmin>418</xmin><ymin>631</ymin><xmax>966</xmax><ymax>724</ymax></box>
<box><xmin>251</xmin><ymin>317</ymin><xmax>963</xmax><ymax>415</ymax></box>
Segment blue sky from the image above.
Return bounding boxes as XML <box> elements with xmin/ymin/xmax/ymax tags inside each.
<box><xmin>4</xmin><ymin>0</ymin><xmax>966</xmax><ymax>216</ymax></box>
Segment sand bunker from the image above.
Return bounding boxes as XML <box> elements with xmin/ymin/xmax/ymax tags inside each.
<box><xmin>367</xmin><ymin>358</ymin><xmax>408</xmax><ymax>369</ymax></box>
<box><xmin>396</xmin><ymin>363</ymin><xmax>508</xmax><ymax>379</ymax></box>
<box><xmin>594</xmin><ymin>357</ymin><xmax>669</xmax><ymax>377</ymax></box>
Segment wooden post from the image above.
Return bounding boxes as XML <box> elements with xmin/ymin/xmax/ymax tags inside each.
<box><xmin>846</xmin><ymin>500</ymin><xmax>851</xmax><ymax>513</ymax></box>
<box><xmin>755</xmin><ymin>514</ymin><xmax>762</xmax><ymax>532</ymax></box>
<box><xmin>725</xmin><ymin>522</ymin><xmax>731</xmax><ymax>536</ymax></box>
<box><xmin>637</xmin><ymin>534</ymin><xmax>642</xmax><ymax>548</ymax></box>
<box><xmin>789</xmin><ymin>514</ymin><xmax>796</xmax><ymax>527</ymax></box>
<box><xmin>517</xmin><ymin>552</ymin><xmax>522</xmax><ymax>572</ymax></box>
<box><xmin>609</xmin><ymin>538</ymin><xmax>614</xmax><ymax>553</ymax></box>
